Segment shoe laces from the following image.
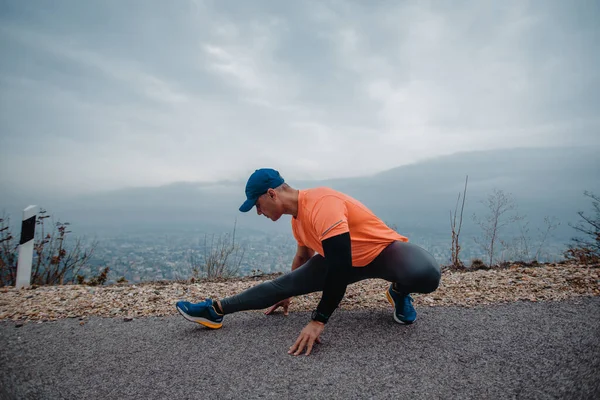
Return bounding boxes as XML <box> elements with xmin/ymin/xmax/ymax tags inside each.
<box><xmin>190</xmin><ymin>300</ymin><xmax>209</xmax><ymax>312</ymax></box>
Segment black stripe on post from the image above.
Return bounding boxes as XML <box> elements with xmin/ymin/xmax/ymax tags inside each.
<box><xmin>20</xmin><ymin>216</ymin><xmax>36</xmax><ymax>244</ymax></box>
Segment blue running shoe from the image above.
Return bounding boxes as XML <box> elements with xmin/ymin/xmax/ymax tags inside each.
<box><xmin>386</xmin><ymin>284</ymin><xmax>416</xmax><ymax>324</ymax></box>
<box><xmin>176</xmin><ymin>299</ymin><xmax>223</xmax><ymax>329</ymax></box>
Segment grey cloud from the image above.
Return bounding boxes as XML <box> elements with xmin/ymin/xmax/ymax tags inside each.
<box><xmin>0</xmin><ymin>0</ymin><xmax>598</xmax><ymax>197</ymax></box>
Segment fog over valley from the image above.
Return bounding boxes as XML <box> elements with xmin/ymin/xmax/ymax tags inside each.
<box><xmin>2</xmin><ymin>146</ymin><xmax>598</xmax><ymax>270</ymax></box>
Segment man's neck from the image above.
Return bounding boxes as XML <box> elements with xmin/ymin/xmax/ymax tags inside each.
<box><xmin>282</xmin><ymin>189</ymin><xmax>300</xmax><ymax>218</ymax></box>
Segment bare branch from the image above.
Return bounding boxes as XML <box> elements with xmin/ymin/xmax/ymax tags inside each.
<box><xmin>449</xmin><ymin>175</ymin><xmax>468</xmax><ymax>268</ymax></box>
<box><xmin>191</xmin><ymin>220</ymin><xmax>245</xmax><ymax>279</ymax></box>
<box><xmin>472</xmin><ymin>188</ymin><xmax>521</xmax><ymax>266</ymax></box>
<box><xmin>564</xmin><ymin>190</ymin><xmax>600</xmax><ymax>264</ymax></box>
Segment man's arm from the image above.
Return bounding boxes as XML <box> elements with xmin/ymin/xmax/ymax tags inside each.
<box><xmin>292</xmin><ymin>244</ymin><xmax>314</xmax><ymax>271</ymax></box>
<box><xmin>314</xmin><ymin>231</ymin><xmax>353</xmax><ymax>322</ymax></box>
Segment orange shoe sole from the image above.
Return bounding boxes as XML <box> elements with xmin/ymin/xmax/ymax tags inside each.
<box><xmin>176</xmin><ymin>306</ymin><xmax>223</xmax><ymax>329</ymax></box>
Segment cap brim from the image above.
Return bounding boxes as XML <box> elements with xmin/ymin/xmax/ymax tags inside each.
<box><xmin>239</xmin><ymin>197</ymin><xmax>257</xmax><ymax>212</ymax></box>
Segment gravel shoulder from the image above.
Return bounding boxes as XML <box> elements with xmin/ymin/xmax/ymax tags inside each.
<box><xmin>1</xmin><ymin>297</ymin><xmax>598</xmax><ymax>400</ymax></box>
<box><xmin>1</xmin><ymin>263</ymin><xmax>598</xmax><ymax>323</ymax></box>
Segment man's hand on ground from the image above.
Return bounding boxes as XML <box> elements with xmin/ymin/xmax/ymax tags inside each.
<box><xmin>288</xmin><ymin>321</ymin><xmax>324</xmax><ymax>356</ymax></box>
<box><xmin>265</xmin><ymin>298</ymin><xmax>290</xmax><ymax>316</ymax></box>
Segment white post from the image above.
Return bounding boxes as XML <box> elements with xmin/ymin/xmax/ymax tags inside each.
<box><xmin>16</xmin><ymin>205</ymin><xmax>37</xmax><ymax>289</ymax></box>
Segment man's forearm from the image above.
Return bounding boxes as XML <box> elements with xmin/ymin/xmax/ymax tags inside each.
<box><xmin>316</xmin><ymin>266</ymin><xmax>348</xmax><ymax>317</ymax></box>
<box><xmin>316</xmin><ymin>232</ymin><xmax>353</xmax><ymax>319</ymax></box>
<box><xmin>291</xmin><ymin>255</ymin><xmax>308</xmax><ymax>271</ymax></box>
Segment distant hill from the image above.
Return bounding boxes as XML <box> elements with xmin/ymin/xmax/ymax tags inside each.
<box><xmin>313</xmin><ymin>146</ymin><xmax>599</xmax><ymax>239</ymax></box>
<box><xmin>2</xmin><ymin>146</ymin><xmax>599</xmax><ymax>246</ymax></box>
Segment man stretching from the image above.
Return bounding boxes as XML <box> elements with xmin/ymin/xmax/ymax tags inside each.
<box><xmin>176</xmin><ymin>168</ymin><xmax>441</xmax><ymax>356</ymax></box>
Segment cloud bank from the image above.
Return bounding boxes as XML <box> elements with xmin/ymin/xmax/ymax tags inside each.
<box><xmin>0</xmin><ymin>0</ymin><xmax>598</xmax><ymax>195</ymax></box>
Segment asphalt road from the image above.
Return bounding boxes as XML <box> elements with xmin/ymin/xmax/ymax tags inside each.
<box><xmin>1</xmin><ymin>297</ymin><xmax>599</xmax><ymax>400</ymax></box>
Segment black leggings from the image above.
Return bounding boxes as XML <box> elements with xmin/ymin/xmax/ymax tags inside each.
<box><xmin>220</xmin><ymin>240</ymin><xmax>441</xmax><ymax>315</ymax></box>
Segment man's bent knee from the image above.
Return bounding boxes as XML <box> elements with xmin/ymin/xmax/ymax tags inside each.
<box><xmin>414</xmin><ymin>261</ymin><xmax>442</xmax><ymax>294</ymax></box>
<box><xmin>423</xmin><ymin>268</ymin><xmax>441</xmax><ymax>293</ymax></box>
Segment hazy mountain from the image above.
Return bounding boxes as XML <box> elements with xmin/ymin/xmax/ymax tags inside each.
<box><xmin>2</xmin><ymin>146</ymin><xmax>599</xmax><ymax>246</ymax></box>
<box><xmin>317</xmin><ymin>146</ymin><xmax>600</xmax><ymax>239</ymax></box>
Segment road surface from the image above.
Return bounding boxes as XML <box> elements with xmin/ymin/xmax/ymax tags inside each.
<box><xmin>1</xmin><ymin>297</ymin><xmax>599</xmax><ymax>399</ymax></box>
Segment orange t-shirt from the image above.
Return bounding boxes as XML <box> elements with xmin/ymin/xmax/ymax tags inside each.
<box><xmin>291</xmin><ymin>187</ymin><xmax>408</xmax><ymax>266</ymax></box>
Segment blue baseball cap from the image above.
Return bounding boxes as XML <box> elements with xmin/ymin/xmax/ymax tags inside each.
<box><xmin>239</xmin><ymin>168</ymin><xmax>285</xmax><ymax>212</ymax></box>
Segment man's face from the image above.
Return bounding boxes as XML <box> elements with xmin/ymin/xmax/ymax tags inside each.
<box><xmin>255</xmin><ymin>189</ymin><xmax>282</xmax><ymax>221</ymax></box>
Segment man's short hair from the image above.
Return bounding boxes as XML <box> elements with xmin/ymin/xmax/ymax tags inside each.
<box><xmin>275</xmin><ymin>183</ymin><xmax>291</xmax><ymax>191</ymax></box>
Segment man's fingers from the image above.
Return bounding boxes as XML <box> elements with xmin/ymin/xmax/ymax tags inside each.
<box><xmin>293</xmin><ymin>336</ymin><xmax>308</xmax><ymax>356</ymax></box>
<box><xmin>294</xmin><ymin>337</ymin><xmax>307</xmax><ymax>356</ymax></box>
<box><xmin>265</xmin><ymin>302</ymin><xmax>283</xmax><ymax>315</ymax></box>
<box><xmin>289</xmin><ymin>334</ymin><xmax>303</xmax><ymax>354</ymax></box>
<box><xmin>305</xmin><ymin>338</ymin><xmax>315</xmax><ymax>356</ymax></box>
<box><xmin>306</xmin><ymin>334</ymin><xmax>324</xmax><ymax>355</ymax></box>
<box><xmin>266</xmin><ymin>299</ymin><xmax>291</xmax><ymax>316</ymax></box>
<box><xmin>290</xmin><ymin>335</ymin><xmax>303</xmax><ymax>354</ymax></box>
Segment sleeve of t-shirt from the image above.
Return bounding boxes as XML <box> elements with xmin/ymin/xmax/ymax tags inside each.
<box><xmin>311</xmin><ymin>195</ymin><xmax>350</xmax><ymax>241</ymax></box>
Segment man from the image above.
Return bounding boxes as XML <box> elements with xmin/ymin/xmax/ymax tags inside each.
<box><xmin>176</xmin><ymin>168</ymin><xmax>441</xmax><ymax>356</ymax></box>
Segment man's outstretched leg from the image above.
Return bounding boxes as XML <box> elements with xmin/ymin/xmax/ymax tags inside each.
<box><xmin>176</xmin><ymin>255</ymin><xmax>330</xmax><ymax>328</ymax></box>
<box><xmin>176</xmin><ymin>240</ymin><xmax>441</xmax><ymax>328</ymax></box>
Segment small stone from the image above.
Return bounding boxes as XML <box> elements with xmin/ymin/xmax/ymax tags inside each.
<box><xmin>124</xmin><ymin>317</ymin><xmax>133</xmax><ymax>322</ymax></box>
<box><xmin>79</xmin><ymin>321</ymin><xmax>85</xmax><ymax>326</ymax></box>
<box><xmin>15</xmin><ymin>323</ymin><xmax>23</xmax><ymax>328</ymax></box>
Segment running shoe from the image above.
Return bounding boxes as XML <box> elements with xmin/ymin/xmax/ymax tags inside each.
<box><xmin>176</xmin><ymin>299</ymin><xmax>223</xmax><ymax>329</ymax></box>
<box><xmin>386</xmin><ymin>284</ymin><xmax>416</xmax><ymax>324</ymax></box>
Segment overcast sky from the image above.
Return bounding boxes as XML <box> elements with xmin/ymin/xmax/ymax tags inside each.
<box><xmin>1</xmin><ymin>0</ymin><xmax>599</xmax><ymax>196</ymax></box>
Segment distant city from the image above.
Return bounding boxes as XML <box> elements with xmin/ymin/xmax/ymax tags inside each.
<box><xmin>79</xmin><ymin>229</ymin><xmax>299</xmax><ymax>283</ymax></box>
<box><xmin>72</xmin><ymin>227</ymin><xmax>568</xmax><ymax>285</ymax></box>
